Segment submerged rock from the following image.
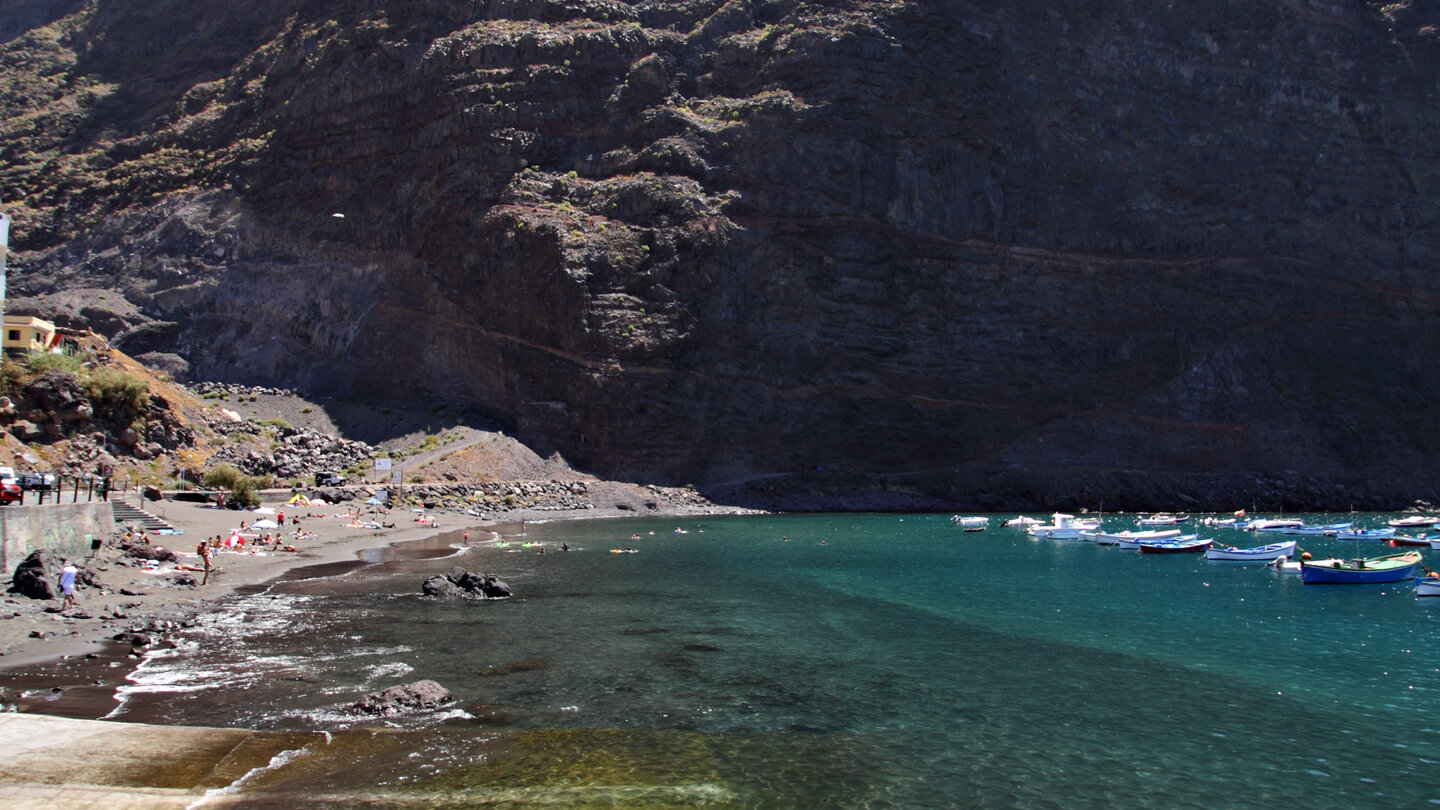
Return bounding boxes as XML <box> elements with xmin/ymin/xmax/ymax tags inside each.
<box><xmin>349</xmin><ymin>679</ymin><xmax>454</xmax><ymax>716</ymax></box>
<box><xmin>422</xmin><ymin>567</ymin><xmax>511</xmax><ymax>599</ymax></box>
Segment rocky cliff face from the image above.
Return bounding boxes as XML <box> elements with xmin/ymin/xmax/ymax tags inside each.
<box><xmin>2</xmin><ymin>0</ymin><xmax>1439</xmax><ymax>510</ymax></box>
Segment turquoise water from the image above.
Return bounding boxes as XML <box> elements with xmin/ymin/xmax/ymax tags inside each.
<box><xmin>117</xmin><ymin>514</ymin><xmax>1440</xmax><ymax>807</ymax></box>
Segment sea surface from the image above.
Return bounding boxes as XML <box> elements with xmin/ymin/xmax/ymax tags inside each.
<box><xmin>109</xmin><ymin>513</ymin><xmax>1440</xmax><ymax>807</ymax></box>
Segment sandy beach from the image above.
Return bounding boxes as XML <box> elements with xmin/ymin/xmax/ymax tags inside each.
<box><xmin>1</xmin><ymin>485</ymin><xmax>753</xmax><ymax>671</ymax></box>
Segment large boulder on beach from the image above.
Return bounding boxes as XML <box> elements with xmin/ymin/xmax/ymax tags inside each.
<box><xmin>422</xmin><ymin>567</ymin><xmax>511</xmax><ymax>599</ymax></box>
<box><xmin>349</xmin><ymin>679</ymin><xmax>455</xmax><ymax>716</ymax></box>
<box><xmin>8</xmin><ymin>549</ymin><xmax>58</xmax><ymax>600</ymax></box>
<box><xmin>121</xmin><ymin>542</ymin><xmax>180</xmax><ymax>563</ymax></box>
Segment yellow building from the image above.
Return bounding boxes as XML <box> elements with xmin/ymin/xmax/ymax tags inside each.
<box><xmin>2</xmin><ymin>315</ymin><xmax>59</xmax><ymax>354</ymax></box>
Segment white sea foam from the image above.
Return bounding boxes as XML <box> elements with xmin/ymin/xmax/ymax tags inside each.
<box><xmin>186</xmin><ymin>744</ymin><xmax>314</xmax><ymax>808</ymax></box>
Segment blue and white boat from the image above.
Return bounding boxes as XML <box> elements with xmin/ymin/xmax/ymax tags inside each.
<box><xmin>1334</xmin><ymin>527</ymin><xmax>1397</xmax><ymax>540</ymax></box>
<box><xmin>1138</xmin><ymin>536</ymin><xmax>1213</xmax><ymax>554</ymax></box>
<box><xmin>1118</xmin><ymin>532</ymin><xmax>1197</xmax><ymax>550</ymax></box>
<box><xmin>1205</xmin><ymin>540</ymin><xmax>1297</xmax><ymax>562</ymax></box>
<box><xmin>1137</xmin><ymin>513</ymin><xmax>1189</xmax><ymax>526</ymax></box>
<box><xmin>1281</xmin><ymin>522</ymin><xmax>1352</xmax><ymax>536</ymax></box>
<box><xmin>1416</xmin><ymin>577</ymin><xmax>1440</xmax><ymax>597</ymax></box>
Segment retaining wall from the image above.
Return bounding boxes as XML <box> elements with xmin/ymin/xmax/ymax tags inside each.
<box><xmin>0</xmin><ymin>502</ymin><xmax>114</xmax><ymax>573</ymax></box>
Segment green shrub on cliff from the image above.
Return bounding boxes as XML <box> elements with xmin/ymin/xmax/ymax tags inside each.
<box><xmin>84</xmin><ymin>367</ymin><xmax>150</xmax><ymax>419</ymax></box>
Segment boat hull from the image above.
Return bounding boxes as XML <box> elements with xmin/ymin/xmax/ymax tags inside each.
<box><xmin>1300</xmin><ymin>552</ymin><xmax>1422</xmax><ymax>584</ymax></box>
<box><xmin>1417</xmin><ymin>577</ymin><xmax>1440</xmax><ymax>597</ymax></box>
<box><xmin>1139</xmin><ymin>538</ymin><xmax>1212</xmax><ymax>554</ymax></box>
<box><xmin>1205</xmin><ymin>541</ymin><xmax>1297</xmax><ymax>562</ymax></box>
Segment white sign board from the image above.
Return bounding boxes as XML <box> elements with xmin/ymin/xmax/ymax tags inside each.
<box><xmin>374</xmin><ymin>457</ymin><xmax>392</xmax><ymax>472</ymax></box>
<box><xmin>392</xmin><ymin>470</ymin><xmax>402</xmax><ymax>485</ymax></box>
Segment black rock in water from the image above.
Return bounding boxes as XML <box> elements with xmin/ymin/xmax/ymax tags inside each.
<box><xmin>422</xmin><ymin>567</ymin><xmax>511</xmax><ymax>599</ymax></box>
<box><xmin>349</xmin><ymin>679</ymin><xmax>454</xmax><ymax>716</ymax></box>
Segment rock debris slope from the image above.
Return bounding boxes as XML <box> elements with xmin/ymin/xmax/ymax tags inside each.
<box><xmin>2</xmin><ymin>1</ymin><xmax>1440</xmax><ymax>509</ymax></box>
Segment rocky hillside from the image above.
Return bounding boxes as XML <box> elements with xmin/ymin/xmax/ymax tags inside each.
<box><xmin>2</xmin><ymin>1</ymin><xmax>1440</xmax><ymax>510</ymax></box>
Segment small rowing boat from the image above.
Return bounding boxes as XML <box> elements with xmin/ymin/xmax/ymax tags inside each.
<box><xmin>1205</xmin><ymin>540</ymin><xmax>1297</xmax><ymax>562</ymax></box>
<box><xmin>1300</xmin><ymin>551</ymin><xmax>1422</xmax><ymax>584</ymax></box>
<box><xmin>1138</xmin><ymin>536</ymin><xmax>1213</xmax><ymax>554</ymax></box>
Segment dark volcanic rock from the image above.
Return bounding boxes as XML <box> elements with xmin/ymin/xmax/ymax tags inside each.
<box><xmin>7</xmin><ymin>2</ymin><xmax>1440</xmax><ymax>510</ymax></box>
<box><xmin>9</xmin><ymin>550</ymin><xmax>58</xmax><ymax>600</ymax></box>
<box><xmin>349</xmin><ymin>679</ymin><xmax>455</xmax><ymax>716</ymax></box>
<box><xmin>423</xmin><ymin>567</ymin><xmax>511</xmax><ymax>599</ymax></box>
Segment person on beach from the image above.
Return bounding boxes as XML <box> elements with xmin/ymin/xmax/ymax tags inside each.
<box><xmin>198</xmin><ymin>540</ymin><xmax>213</xmax><ymax>585</ymax></box>
<box><xmin>59</xmin><ymin>559</ymin><xmax>77</xmax><ymax>610</ymax></box>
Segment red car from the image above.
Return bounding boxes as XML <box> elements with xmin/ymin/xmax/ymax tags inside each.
<box><xmin>0</xmin><ymin>480</ymin><xmax>20</xmax><ymax>505</ymax></box>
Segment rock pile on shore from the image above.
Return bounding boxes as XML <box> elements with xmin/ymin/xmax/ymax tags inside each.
<box><xmin>206</xmin><ymin>423</ymin><xmax>375</xmax><ymax>481</ymax></box>
<box><xmin>191</xmin><ymin>382</ymin><xmax>297</xmax><ymax>399</ymax></box>
<box><xmin>395</xmin><ymin>480</ymin><xmax>592</xmax><ymax>513</ymax></box>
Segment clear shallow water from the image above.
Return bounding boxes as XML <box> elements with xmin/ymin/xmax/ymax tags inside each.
<box><xmin>114</xmin><ymin>514</ymin><xmax>1440</xmax><ymax>807</ymax></box>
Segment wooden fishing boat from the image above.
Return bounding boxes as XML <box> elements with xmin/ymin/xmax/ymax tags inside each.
<box><xmin>1086</xmin><ymin>528</ymin><xmax>1181</xmax><ymax>546</ymax></box>
<box><xmin>1137</xmin><ymin>513</ymin><xmax>1189</xmax><ymax>526</ymax></box>
<box><xmin>1138</xmin><ymin>536</ymin><xmax>1213</xmax><ymax>554</ymax></box>
<box><xmin>1388</xmin><ymin>534</ymin><xmax>1431</xmax><ymax>547</ymax></box>
<box><xmin>1415</xmin><ymin>576</ymin><xmax>1440</xmax><ymax>597</ymax></box>
<box><xmin>1299</xmin><ymin>551</ymin><xmax>1422</xmax><ymax>584</ymax></box>
<box><xmin>1334</xmin><ymin>527</ymin><xmax>1396</xmax><ymax>540</ymax></box>
<box><xmin>1281</xmin><ymin>522</ymin><xmax>1352</xmax><ymax>536</ymax></box>
<box><xmin>1117</xmin><ymin>532</ymin><xmax>1196</xmax><ymax>550</ymax></box>
<box><xmin>1205</xmin><ymin>540</ymin><xmax>1297</xmax><ymax>562</ymax></box>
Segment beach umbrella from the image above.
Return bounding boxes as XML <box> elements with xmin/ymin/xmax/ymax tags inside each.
<box><xmin>251</xmin><ymin>519</ymin><xmax>279</xmax><ymax>529</ymax></box>
<box><xmin>253</xmin><ymin>507</ymin><xmax>276</xmax><ymax>515</ymax></box>
<box><xmin>308</xmin><ymin>497</ymin><xmax>327</xmax><ymax>506</ymax></box>
<box><xmin>288</xmin><ymin>494</ymin><xmax>311</xmax><ymax>506</ymax></box>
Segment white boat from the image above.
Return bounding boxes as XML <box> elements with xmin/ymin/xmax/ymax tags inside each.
<box><xmin>1205</xmin><ymin>540</ymin><xmax>1298</xmax><ymax>562</ymax></box>
<box><xmin>1243</xmin><ymin>518</ymin><xmax>1305</xmax><ymax>532</ymax></box>
<box><xmin>1118</xmin><ymin>532</ymin><xmax>1197</xmax><ymax>550</ymax></box>
<box><xmin>1137</xmin><ymin>514</ymin><xmax>1189</xmax><ymax>526</ymax></box>
<box><xmin>1028</xmin><ymin>513</ymin><xmax>1099</xmax><ymax>539</ymax></box>
<box><xmin>1389</xmin><ymin>515</ymin><xmax>1439</xmax><ymax>528</ymax></box>
<box><xmin>951</xmin><ymin>516</ymin><xmax>989</xmax><ymax>532</ymax></box>
<box><xmin>1202</xmin><ymin>517</ymin><xmax>1240</xmax><ymax>528</ymax></box>
<box><xmin>1082</xmin><ymin>528</ymin><xmax>1181</xmax><ymax>546</ymax></box>
<box><xmin>1003</xmin><ymin>516</ymin><xmax>1043</xmax><ymax>528</ymax></box>
<box><xmin>1417</xmin><ymin>577</ymin><xmax>1440</xmax><ymax>597</ymax></box>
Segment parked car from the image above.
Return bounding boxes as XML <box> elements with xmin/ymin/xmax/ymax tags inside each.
<box><xmin>0</xmin><ymin>480</ymin><xmax>21</xmax><ymax>505</ymax></box>
<box><xmin>315</xmin><ymin>471</ymin><xmax>347</xmax><ymax>486</ymax></box>
<box><xmin>16</xmin><ymin>472</ymin><xmax>56</xmax><ymax>491</ymax></box>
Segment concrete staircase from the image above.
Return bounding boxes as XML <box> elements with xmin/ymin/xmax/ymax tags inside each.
<box><xmin>111</xmin><ymin>498</ymin><xmax>178</xmax><ymax>534</ymax></box>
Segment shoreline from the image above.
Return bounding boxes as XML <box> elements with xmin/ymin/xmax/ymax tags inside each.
<box><xmin>0</xmin><ymin>495</ymin><xmax>760</xmax><ymax>715</ymax></box>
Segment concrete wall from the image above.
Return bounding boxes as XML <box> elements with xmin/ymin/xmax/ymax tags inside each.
<box><xmin>0</xmin><ymin>502</ymin><xmax>114</xmax><ymax>573</ymax></box>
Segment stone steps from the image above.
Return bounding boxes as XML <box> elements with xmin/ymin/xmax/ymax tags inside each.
<box><xmin>111</xmin><ymin>500</ymin><xmax>177</xmax><ymax>534</ymax></box>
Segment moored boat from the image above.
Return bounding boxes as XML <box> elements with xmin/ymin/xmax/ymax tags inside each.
<box><xmin>1003</xmin><ymin>516</ymin><xmax>1042</xmax><ymax>528</ymax></box>
<box><xmin>1334</xmin><ymin>527</ymin><xmax>1396</xmax><ymax>540</ymax></box>
<box><xmin>951</xmin><ymin>516</ymin><xmax>989</xmax><ymax>532</ymax></box>
<box><xmin>1388</xmin><ymin>515</ymin><xmax>1439</xmax><ymax>528</ymax></box>
<box><xmin>1205</xmin><ymin>540</ymin><xmax>1298</xmax><ymax>562</ymax></box>
<box><xmin>1389</xmin><ymin>534</ymin><xmax>1431</xmax><ymax>547</ymax></box>
<box><xmin>1281</xmin><ymin>522</ymin><xmax>1352</xmax><ymax>536</ymax></box>
<box><xmin>1137</xmin><ymin>513</ymin><xmax>1189</xmax><ymax>526</ymax></box>
<box><xmin>1028</xmin><ymin>513</ymin><xmax>1099</xmax><ymax>539</ymax></box>
<box><xmin>1085</xmin><ymin>528</ymin><xmax>1181</xmax><ymax>546</ymax></box>
<box><xmin>1416</xmin><ymin>577</ymin><xmax>1440</xmax><ymax>597</ymax></box>
<box><xmin>1299</xmin><ymin>551</ymin><xmax>1422</xmax><ymax>584</ymax></box>
<box><xmin>1118</xmin><ymin>532</ymin><xmax>1198</xmax><ymax>550</ymax></box>
<box><xmin>1241</xmin><ymin>518</ymin><xmax>1305</xmax><ymax>532</ymax></box>
<box><xmin>1138</xmin><ymin>536</ymin><xmax>1213</xmax><ymax>554</ymax></box>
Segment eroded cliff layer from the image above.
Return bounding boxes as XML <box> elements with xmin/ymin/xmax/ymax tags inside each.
<box><xmin>2</xmin><ymin>0</ymin><xmax>1439</xmax><ymax>509</ymax></box>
